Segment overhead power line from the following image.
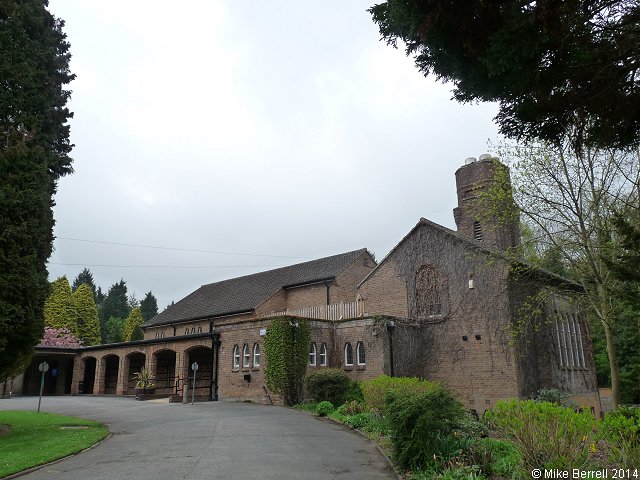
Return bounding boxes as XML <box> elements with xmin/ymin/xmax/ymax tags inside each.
<box><xmin>48</xmin><ymin>262</ymin><xmax>286</xmax><ymax>269</ymax></box>
<box><xmin>56</xmin><ymin>237</ymin><xmax>306</xmax><ymax>259</ymax></box>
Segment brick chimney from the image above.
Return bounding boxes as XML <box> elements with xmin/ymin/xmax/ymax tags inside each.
<box><xmin>453</xmin><ymin>154</ymin><xmax>520</xmax><ymax>250</ymax></box>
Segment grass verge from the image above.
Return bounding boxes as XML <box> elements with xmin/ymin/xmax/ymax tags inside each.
<box><xmin>0</xmin><ymin>410</ymin><xmax>108</xmax><ymax>478</ymax></box>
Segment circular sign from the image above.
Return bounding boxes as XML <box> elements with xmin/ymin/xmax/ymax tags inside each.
<box><xmin>38</xmin><ymin>361</ymin><xmax>49</xmax><ymax>373</ymax></box>
<box><xmin>191</xmin><ymin>362</ymin><xmax>199</xmax><ymax>371</ymax></box>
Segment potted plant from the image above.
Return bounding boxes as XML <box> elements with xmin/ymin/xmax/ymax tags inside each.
<box><xmin>134</xmin><ymin>368</ymin><xmax>156</xmax><ymax>396</ymax></box>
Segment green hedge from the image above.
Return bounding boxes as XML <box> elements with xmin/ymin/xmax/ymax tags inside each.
<box><xmin>306</xmin><ymin>369</ymin><xmax>354</xmax><ymax>406</ymax></box>
<box><xmin>361</xmin><ymin>375</ymin><xmax>434</xmax><ymax>412</ymax></box>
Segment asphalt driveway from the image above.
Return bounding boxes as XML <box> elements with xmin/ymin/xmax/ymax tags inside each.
<box><xmin>0</xmin><ymin>396</ymin><xmax>395</xmax><ymax>480</ymax></box>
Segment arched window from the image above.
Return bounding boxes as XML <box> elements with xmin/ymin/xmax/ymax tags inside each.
<box><xmin>232</xmin><ymin>345</ymin><xmax>240</xmax><ymax>369</ymax></box>
<box><xmin>253</xmin><ymin>343</ymin><xmax>261</xmax><ymax>367</ymax></box>
<box><xmin>415</xmin><ymin>265</ymin><xmax>447</xmax><ymax>318</ymax></box>
<box><xmin>319</xmin><ymin>343</ymin><xmax>327</xmax><ymax>366</ymax></box>
<box><xmin>308</xmin><ymin>342</ymin><xmax>317</xmax><ymax>366</ymax></box>
<box><xmin>356</xmin><ymin>342</ymin><xmax>366</xmax><ymax>366</ymax></box>
<box><xmin>243</xmin><ymin>344</ymin><xmax>250</xmax><ymax>367</ymax></box>
<box><xmin>344</xmin><ymin>343</ymin><xmax>353</xmax><ymax>366</ymax></box>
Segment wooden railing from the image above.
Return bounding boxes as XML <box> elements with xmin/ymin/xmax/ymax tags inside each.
<box><xmin>265</xmin><ymin>301</ymin><xmax>362</xmax><ymax>321</ymax></box>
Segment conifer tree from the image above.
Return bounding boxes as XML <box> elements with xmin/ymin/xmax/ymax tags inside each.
<box><xmin>73</xmin><ymin>283</ymin><xmax>101</xmax><ymax>346</ymax></box>
<box><xmin>140</xmin><ymin>291</ymin><xmax>158</xmax><ymax>322</ymax></box>
<box><xmin>122</xmin><ymin>307</ymin><xmax>143</xmax><ymax>342</ymax></box>
<box><xmin>44</xmin><ymin>276</ymin><xmax>77</xmax><ymax>335</ymax></box>
<box><xmin>72</xmin><ymin>268</ymin><xmax>96</xmax><ymax>297</ymax></box>
<box><xmin>100</xmin><ymin>280</ymin><xmax>129</xmax><ymax>342</ymax></box>
<box><xmin>104</xmin><ymin>317</ymin><xmax>125</xmax><ymax>344</ymax></box>
<box><xmin>0</xmin><ymin>0</ymin><xmax>75</xmax><ymax>381</ymax></box>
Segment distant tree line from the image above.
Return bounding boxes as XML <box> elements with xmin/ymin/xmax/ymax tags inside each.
<box><xmin>44</xmin><ymin>268</ymin><xmax>158</xmax><ymax>345</ymax></box>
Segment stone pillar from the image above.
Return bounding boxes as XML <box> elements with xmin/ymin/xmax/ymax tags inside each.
<box><xmin>116</xmin><ymin>355</ymin><xmax>127</xmax><ymax>395</ymax></box>
<box><xmin>176</xmin><ymin>349</ymin><xmax>188</xmax><ymax>398</ymax></box>
<box><xmin>72</xmin><ymin>356</ymin><xmax>84</xmax><ymax>395</ymax></box>
<box><xmin>95</xmin><ymin>356</ymin><xmax>105</xmax><ymax>395</ymax></box>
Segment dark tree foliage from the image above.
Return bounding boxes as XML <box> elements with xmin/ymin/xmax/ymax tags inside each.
<box><xmin>72</xmin><ymin>268</ymin><xmax>96</xmax><ymax>297</ymax></box>
<box><xmin>140</xmin><ymin>291</ymin><xmax>158</xmax><ymax>322</ymax></box>
<box><xmin>99</xmin><ymin>280</ymin><xmax>130</xmax><ymax>343</ymax></box>
<box><xmin>0</xmin><ymin>0</ymin><xmax>75</xmax><ymax>380</ymax></box>
<box><xmin>369</xmin><ymin>0</ymin><xmax>640</xmax><ymax>148</ymax></box>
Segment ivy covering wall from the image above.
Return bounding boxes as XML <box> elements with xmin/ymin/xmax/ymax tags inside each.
<box><xmin>264</xmin><ymin>316</ymin><xmax>310</xmax><ymax>405</ymax></box>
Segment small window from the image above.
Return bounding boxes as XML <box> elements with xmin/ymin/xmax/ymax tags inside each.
<box><xmin>253</xmin><ymin>343</ymin><xmax>261</xmax><ymax>367</ymax></box>
<box><xmin>319</xmin><ymin>343</ymin><xmax>327</xmax><ymax>366</ymax></box>
<box><xmin>197</xmin><ymin>326</ymin><xmax>202</xmax><ymax>333</ymax></box>
<box><xmin>185</xmin><ymin>329</ymin><xmax>189</xmax><ymax>335</ymax></box>
<box><xmin>344</xmin><ymin>343</ymin><xmax>353</xmax><ymax>366</ymax></box>
<box><xmin>473</xmin><ymin>221</ymin><xmax>483</xmax><ymax>242</ymax></box>
<box><xmin>356</xmin><ymin>342</ymin><xmax>365</xmax><ymax>366</ymax></box>
<box><xmin>309</xmin><ymin>342</ymin><xmax>317</xmax><ymax>366</ymax></box>
<box><xmin>243</xmin><ymin>344</ymin><xmax>250</xmax><ymax>367</ymax></box>
<box><xmin>232</xmin><ymin>345</ymin><xmax>240</xmax><ymax>369</ymax></box>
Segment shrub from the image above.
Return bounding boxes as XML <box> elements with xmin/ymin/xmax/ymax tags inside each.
<box><xmin>384</xmin><ymin>383</ymin><xmax>467</xmax><ymax>470</ymax></box>
<box><xmin>345</xmin><ymin>379</ymin><xmax>364</xmax><ymax>403</ymax></box>
<box><xmin>344</xmin><ymin>412</ymin><xmax>390</xmax><ymax>434</ymax></box>
<box><xmin>362</xmin><ymin>375</ymin><xmax>433</xmax><ymax>412</ymax></box>
<box><xmin>486</xmin><ymin>399</ymin><xmax>597</xmax><ymax>470</ymax></box>
<box><xmin>534</xmin><ymin>388</ymin><xmax>574</xmax><ymax>407</ymax></box>
<box><xmin>315</xmin><ymin>401</ymin><xmax>334</xmax><ymax>417</ymax></box>
<box><xmin>337</xmin><ymin>400</ymin><xmax>367</xmax><ymax>416</ymax></box>
<box><xmin>601</xmin><ymin>405</ymin><xmax>640</xmax><ymax>467</ymax></box>
<box><xmin>468</xmin><ymin>438</ymin><xmax>521</xmax><ymax>478</ymax></box>
<box><xmin>456</xmin><ymin>413</ymin><xmax>489</xmax><ymax>440</ymax></box>
<box><xmin>306</xmin><ymin>369</ymin><xmax>352</xmax><ymax>405</ymax></box>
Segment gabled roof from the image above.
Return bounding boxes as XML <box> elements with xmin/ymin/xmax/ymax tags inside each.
<box><xmin>358</xmin><ymin>217</ymin><xmax>580</xmax><ymax>289</ymax></box>
<box><xmin>143</xmin><ymin>248</ymin><xmax>370</xmax><ymax>327</ymax></box>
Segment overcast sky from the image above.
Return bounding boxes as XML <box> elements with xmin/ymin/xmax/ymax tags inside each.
<box><xmin>46</xmin><ymin>0</ymin><xmax>501</xmax><ymax>310</ymax></box>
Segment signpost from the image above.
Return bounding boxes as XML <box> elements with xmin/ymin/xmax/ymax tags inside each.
<box><xmin>37</xmin><ymin>361</ymin><xmax>49</xmax><ymax>413</ymax></box>
<box><xmin>191</xmin><ymin>362</ymin><xmax>198</xmax><ymax>405</ymax></box>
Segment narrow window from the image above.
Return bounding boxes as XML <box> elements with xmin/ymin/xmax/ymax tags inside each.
<box><xmin>232</xmin><ymin>345</ymin><xmax>240</xmax><ymax>369</ymax></box>
<box><xmin>344</xmin><ymin>343</ymin><xmax>353</xmax><ymax>366</ymax></box>
<box><xmin>185</xmin><ymin>328</ymin><xmax>189</xmax><ymax>335</ymax></box>
<box><xmin>253</xmin><ymin>343</ymin><xmax>261</xmax><ymax>367</ymax></box>
<box><xmin>356</xmin><ymin>342</ymin><xmax>365</xmax><ymax>366</ymax></box>
<box><xmin>243</xmin><ymin>344</ymin><xmax>250</xmax><ymax>367</ymax></box>
<box><xmin>473</xmin><ymin>221</ymin><xmax>483</xmax><ymax>242</ymax></box>
<box><xmin>308</xmin><ymin>342</ymin><xmax>317</xmax><ymax>366</ymax></box>
<box><xmin>197</xmin><ymin>326</ymin><xmax>202</xmax><ymax>333</ymax></box>
<box><xmin>575</xmin><ymin>315</ymin><xmax>586</xmax><ymax>367</ymax></box>
<box><xmin>319</xmin><ymin>343</ymin><xmax>327</xmax><ymax>366</ymax></box>
<box><xmin>554</xmin><ymin>311</ymin><xmax>563</xmax><ymax>367</ymax></box>
<box><xmin>562</xmin><ymin>312</ymin><xmax>575</xmax><ymax>367</ymax></box>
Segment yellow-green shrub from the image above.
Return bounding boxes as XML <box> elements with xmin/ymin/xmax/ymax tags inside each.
<box><xmin>361</xmin><ymin>375</ymin><xmax>434</xmax><ymax>412</ymax></box>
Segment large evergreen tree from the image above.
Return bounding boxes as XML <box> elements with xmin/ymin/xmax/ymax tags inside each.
<box><xmin>369</xmin><ymin>0</ymin><xmax>640</xmax><ymax>148</ymax></box>
<box><xmin>73</xmin><ymin>283</ymin><xmax>101</xmax><ymax>346</ymax></box>
<box><xmin>43</xmin><ymin>276</ymin><xmax>77</xmax><ymax>335</ymax></box>
<box><xmin>100</xmin><ymin>280</ymin><xmax>129</xmax><ymax>342</ymax></box>
<box><xmin>0</xmin><ymin>0</ymin><xmax>75</xmax><ymax>381</ymax></box>
<box><xmin>140</xmin><ymin>291</ymin><xmax>158</xmax><ymax>322</ymax></box>
<box><xmin>72</xmin><ymin>268</ymin><xmax>96</xmax><ymax>296</ymax></box>
<box><xmin>123</xmin><ymin>307</ymin><xmax>144</xmax><ymax>342</ymax></box>
<box><xmin>103</xmin><ymin>316</ymin><xmax>125</xmax><ymax>344</ymax></box>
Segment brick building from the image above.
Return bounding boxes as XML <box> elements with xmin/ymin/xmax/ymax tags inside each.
<box><xmin>7</xmin><ymin>155</ymin><xmax>601</xmax><ymax>415</ymax></box>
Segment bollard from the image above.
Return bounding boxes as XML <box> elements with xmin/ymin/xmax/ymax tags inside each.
<box><xmin>183</xmin><ymin>384</ymin><xmax>188</xmax><ymax>404</ymax></box>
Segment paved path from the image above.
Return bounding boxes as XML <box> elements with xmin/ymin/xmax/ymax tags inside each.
<box><xmin>0</xmin><ymin>396</ymin><xmax>395</xmax><ymax>480</ymax></box>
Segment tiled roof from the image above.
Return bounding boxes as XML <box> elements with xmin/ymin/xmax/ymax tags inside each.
<box><xmin>143</xmin><ymin>248</ymin><xmax>368</xmax><ymax>327</ymax></box>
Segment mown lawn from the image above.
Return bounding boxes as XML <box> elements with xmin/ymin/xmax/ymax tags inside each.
<box><xmin>0</xmin><ymin>410</ymin><xmax>108</xmax><ymax>478</ymax></box>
